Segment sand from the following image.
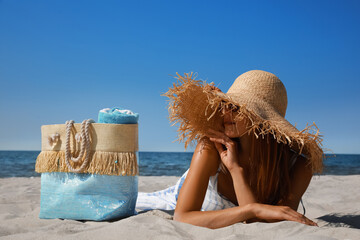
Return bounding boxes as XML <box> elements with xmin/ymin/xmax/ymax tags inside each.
<box><xmin>0</xmin><ymin>175</ymin><xmax>359</xmax><ymax>240</ymax></box>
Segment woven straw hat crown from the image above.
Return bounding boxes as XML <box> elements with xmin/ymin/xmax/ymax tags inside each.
<box><xmin>227</xmin><ymin>70</ymin><xmax>288</xmax><ymax>117</ymax></box>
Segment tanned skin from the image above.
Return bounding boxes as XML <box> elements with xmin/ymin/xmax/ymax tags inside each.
<box><xmin>173</xmin><ymin>109</ymin><xmax>316</xmax><ymax>229</ymax></box>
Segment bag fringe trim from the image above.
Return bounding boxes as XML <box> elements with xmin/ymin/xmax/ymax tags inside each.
<box><xmin>163</xmin><ymin>73</ymin><xmax>324</xmax><ymax>173</ymax></box>
<box><xmin>35</xmin><ymin>151</ymin><xmax>138</xmax><ymax>176</ymax></box>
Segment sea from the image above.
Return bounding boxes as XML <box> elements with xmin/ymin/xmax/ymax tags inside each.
<box><xmin>0</xmin><ymin>151</ymin><xmax>359</xmax><ymax>178</ymax></box>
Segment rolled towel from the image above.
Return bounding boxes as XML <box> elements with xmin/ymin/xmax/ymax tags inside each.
<box><xmin>98</xmin><ymin>107</ymin><xmax>139</xmax><ymax>124</ymax></box>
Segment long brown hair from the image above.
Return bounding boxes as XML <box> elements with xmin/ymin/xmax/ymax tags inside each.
<box><xmin>248</xmin><ymin>131</ymin><xmax>294</xmax><ymax>205</ymax></box>
<box><xmin>217</xmin><ymin>108</ymin><xmax>298</xmax><ymax>205</ymax></box>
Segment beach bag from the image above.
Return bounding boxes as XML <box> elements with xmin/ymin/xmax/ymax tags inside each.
<box><xmin>35</xmin><ymin>120</ymin><xmax>139</xmax><ymax>221</ymax></box>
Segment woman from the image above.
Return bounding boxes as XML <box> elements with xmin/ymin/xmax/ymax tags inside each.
<box><xmin>137</xmin><ymin>70</ymin><xmax>323</xmax><ymax>229</ymax></box>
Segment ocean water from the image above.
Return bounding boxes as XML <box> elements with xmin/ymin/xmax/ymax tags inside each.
<box><xmin>0</xmin><ymin>151</ymin><xmax>359</xmax><ymax>178</ymax></box>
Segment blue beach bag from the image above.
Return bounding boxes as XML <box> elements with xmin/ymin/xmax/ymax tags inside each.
<box><xmin>35</xmin><ymin>120</ymin><xmax>139</xmax><ymax>221</ymax></box>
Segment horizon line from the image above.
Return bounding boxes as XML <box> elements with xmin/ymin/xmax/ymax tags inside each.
<box><xmin>0</xmin><ymin>150</ymin><xmax>359</xmax><ymax>155</ymax></box>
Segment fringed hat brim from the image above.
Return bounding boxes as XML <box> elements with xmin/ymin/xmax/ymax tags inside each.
<box><xmin>164</xmin><ymin>73</ymin><xmax>324</xmax><ymax>173</ymax></box>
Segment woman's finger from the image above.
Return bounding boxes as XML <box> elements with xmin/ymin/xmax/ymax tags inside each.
<box><xmin>209</xmin><ymin>137</ymin><xmax>227</xmax><ymax>146</ymax></box>
<box><xmin>255</xmin><ymin>204</ymin><xmax>318</xmax><ymax>227</ymax></box>
<box><xmin>281</xmin><ymin>207</ymin><xmax>306</xmax><ymax>222</ymax></box>
<box><xmin>290</xmin><ymin>209</ymin><xmax>317</xmax><ymax>226</ymax></box>
<box><xmin>278</xmin><ymin>210</ymin><xmax>305</xmax><ymax>225</ymax></box>
<box><xmin>206</xmin><ymin>134</ymin><xmax>224</xmax><ymax>143</ymax></box>
<box><xmin>207</xmin><ymin>130</ymin><xmax>236</xmax><ymax>149</ymax></box>
<box><xmin>282</xmin><ymin>209</ymin><xmax>317</xmax><ymax>226</ymax></box>
<box><xmin>213</xmin><ymin>142</ymin><xmax>226</xmax><ymax>155</ymax></box>
<box><xmin>209</xmin><ymin>136</ymin><xmax>237</xmax><ymax>152</ymax></box>
<box><xmin>285</xmin><ymin>207</ymin><xmax>303</xmax><ymax>220</ymax></box>
<box><xmin>301</xmin><ymin>215</ymin><xmax>318</xmax><ymax>226</ymax></box>
<box><xmin>295</xmin><ymin>215</ymin><xmax>317</xmax><ymax>226</ymax></box>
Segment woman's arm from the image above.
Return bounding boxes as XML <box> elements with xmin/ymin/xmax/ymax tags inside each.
<box><xmin>174</xmin><ymin>139</ymin><xmax>253</xmax><ymax>228</ymax></box>
<box><xmin>175</xmin><ymin>204</ymin><xmax>254</xmax><ymax>229</ymax></box>
<box><xmin>228</xmin><ymin>167</ymin><xmax>257</xmax><ymax>206</ymax></box>
<box><xmin>173</xmin><ymin>139</ymin><xmax>317</xmax><ymax>228</ymax></box>
<box><xmin>174</xmin><ymin>139</ymin><xmax>219</xmax><ymax>213</ymax></box>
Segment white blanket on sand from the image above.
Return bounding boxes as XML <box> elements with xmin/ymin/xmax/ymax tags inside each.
<box><xmin>136</xmin><ymin>169</ymin><xmax>236</xmax><ymax>211</ymax></box>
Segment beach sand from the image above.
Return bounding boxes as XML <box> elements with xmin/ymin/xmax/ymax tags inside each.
<box><xmin>0</xmin><ymin>175</ymin><xmax>359</xmax><ymax>240</ymax></box>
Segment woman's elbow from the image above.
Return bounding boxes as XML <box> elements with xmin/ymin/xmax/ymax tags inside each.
<box><xmin>173</xmin><ymin>210</ymin><xmax>185</xmax><ymax>222</ymax></box>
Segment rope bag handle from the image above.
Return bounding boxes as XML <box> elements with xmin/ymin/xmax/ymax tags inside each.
<box><xmin>64</xmin><ymin>119</ymin><xmax>93</xmax><ymax>173</ymax></box>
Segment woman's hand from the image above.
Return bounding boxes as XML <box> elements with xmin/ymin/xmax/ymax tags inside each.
<box><xmin>249</xmin><ymin>203</ymin><xmax>318</xmax><ymax>226</ymax></box>
<box><xmin>207</xmin><ymin>129</ymin><xmax>256</xmax><ymax>206</ymax></box>
<box><xmin>207</xmin><ymin>129</ymin><xmax>241</xmax><ymax>172</ymax></box>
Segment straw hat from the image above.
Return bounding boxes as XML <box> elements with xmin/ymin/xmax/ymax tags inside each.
<box><xmin>164</xmin><ymin>70</ymin><xmax>323</xmax><ymax>173</ymax></box>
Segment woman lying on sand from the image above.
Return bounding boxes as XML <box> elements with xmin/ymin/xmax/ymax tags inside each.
<box><xmin>137</xmin><ymin>70</ymin><xmax>323</xmax><ymax>229</ymax></box>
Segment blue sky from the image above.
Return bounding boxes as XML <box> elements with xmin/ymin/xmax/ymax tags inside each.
<box><xmin>0</xmin><ymin>0</ymin><xmax>359</xmax><ymax>153</ymax></box>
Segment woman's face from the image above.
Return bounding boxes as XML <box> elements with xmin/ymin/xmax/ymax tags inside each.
<box><xmin>223</xmin><ymin>108</ymin><xmax>249</xmax><ymax>138</ymax></box>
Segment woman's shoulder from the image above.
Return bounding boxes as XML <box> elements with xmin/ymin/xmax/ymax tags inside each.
<box><xmin>190</xmin><ymin>137</ymin><xmax>220</xmax><ymax>177</ymax></box>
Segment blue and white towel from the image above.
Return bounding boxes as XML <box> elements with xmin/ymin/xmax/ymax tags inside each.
<box><xmin>98</xmin><ymin>107</ymin><xmax>139</xmax><ymax>124</ymax></box>
<box><xmin>136</xmin><ymin>169</ymin><xmax>236</xmax><ymax>211</ymax></box>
